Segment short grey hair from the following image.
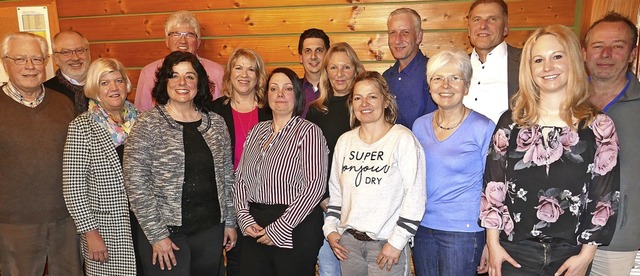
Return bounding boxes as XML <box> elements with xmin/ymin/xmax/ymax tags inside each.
<box><xmin>1</xmin><ymin>32</ymin><xmax>48</xmax><ymax>57</ymax></box>
<box><xmin>426</xmin><ymin>49</ymin><xmax>473</xmax><ymax>85</ymax></box>
<box><xmin>164</xmin><ymin>10</ymin><xmax>201</xmax><ymax>37</ymax></box>
<box><xmin>388</xmin><ymin>8</ymin><xmax>422</xmax><ymax>33</ymax></box>
<box><xmin>52</xmin><ymin>30</ymin><xmax>89</xmax><ymax>51</ymax></box>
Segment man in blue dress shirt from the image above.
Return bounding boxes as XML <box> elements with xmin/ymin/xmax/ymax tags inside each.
<box><xmin>383</xmin><ymin>8</ymin><xmax>436</xmax><ymax>129</ymax></box>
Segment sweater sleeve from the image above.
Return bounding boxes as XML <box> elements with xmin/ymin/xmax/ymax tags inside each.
<box><xmin>323</xmin><ymin>135</ymin><xmax>345</xmax><ymax>238</ymax></box>
<box><xmin>265</xmin><ymin>125</ymin><xmax>328</xmax><ymax>248</ymax></box>
<box><xmin>480</xmin><ymin>118</ymin><xmax>498</xmax><ymax>171</ymax></box>
<box><xmin>386</xmin><ymin>131</ymin><xmax>427</xmax><ymax>250</ymax></box>
<box><xmin>62</xmin><ymin>117</ymin><xmax>98</xmax><ymax>234</ymax></box>
<box><xmin>123</xmin><ymin>114</ymin><xmax>169</xmax><ymax>244</ymax></box>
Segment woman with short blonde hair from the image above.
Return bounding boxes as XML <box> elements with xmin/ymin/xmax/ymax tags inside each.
<box><xmin>63</xmin><ymin>58</ymin><xmax>138</xmax><ymax>275</ymax></box>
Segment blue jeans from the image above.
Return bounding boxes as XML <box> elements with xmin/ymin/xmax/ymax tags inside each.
<box><xmin>318</xmin><ymin>213</ymin><xmax>341</xmax><ymax>276</ymax></box>
<box><xmin>318</xmin><ymin>237</ymin><xmax>341</xmax><ymax>276</ymax></box>
<box><xmin>499</xmin><ymin>238</ymin><xmax>581</xmax><ymax>275</ymax></box>
<box><xmin>412</xmin><ymin>226</ymin><xmax>485</xmax><ymax>276</ymax></box>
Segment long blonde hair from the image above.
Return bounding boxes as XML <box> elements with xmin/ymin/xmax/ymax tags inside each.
<box><xmin>511</xmin><ymin>24</ymin><xmax>596</xmax><ymax>129</ymax></box>
<box><xmin>310</xmin><ymin>42</ymin><xmax>366</xmax><ymax>113</ymax></box>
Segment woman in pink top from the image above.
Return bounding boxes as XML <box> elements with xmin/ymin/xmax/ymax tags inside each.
<box><xmin>211</xmin><ymin>48</ymin><xmax>271</xmax><ymax>275</ymax></box>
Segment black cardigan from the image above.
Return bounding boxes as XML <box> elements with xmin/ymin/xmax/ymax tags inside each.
<box><xmin>211</xmin><ymin>96</ymin><xmax>272</xmax><ymax>161</ymax></box>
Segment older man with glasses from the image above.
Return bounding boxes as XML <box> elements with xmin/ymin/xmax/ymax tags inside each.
<box><xmin>44</xmin><ymin>30</ymin><xmax>91</xmax><ymax>114</ymax></box>
<box><xmin>134</xmin><ymin>10</ymin><xmax>224</xmax><ymax>112</ymax></box>
<box><xmin>0</xmin><ymin>32</ymin><xmax>82</xmax><ymax>276</ymax></box>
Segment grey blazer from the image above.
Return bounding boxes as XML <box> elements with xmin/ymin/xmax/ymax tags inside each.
<box><xmin>123</xmin><ymin>105</ymin><xmax>236</xmax><ymax>244</ymax></box>
<box><xmin>507</xmin><ymin>44</ymin><xmax>522</xmax><ymax>102</ymax></box>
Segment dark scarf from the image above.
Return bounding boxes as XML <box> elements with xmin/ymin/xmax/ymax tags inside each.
<box><xmin>55</xmin><ymin>70</ymin><xmax>88</xmax><ymax>113</ymax></box>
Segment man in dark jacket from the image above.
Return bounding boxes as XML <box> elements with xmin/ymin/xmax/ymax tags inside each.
<box><xmin>44</xmin><ymin>30</ymin><xmax>91</xmax><ymax>114</ymax></box>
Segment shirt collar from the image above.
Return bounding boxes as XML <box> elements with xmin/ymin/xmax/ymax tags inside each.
<box><xmin>393</xmin><ymin>50</ymin><xmax>426</xmax><ymax>74</ymax></box>
<box><xmin>3</xmin><ymin>81</ymin><xmax>45</xmax><ymax>107</ymax></box>
<box><xmin>60</xmin><ymin>71</ymin><xmax>84</xmax><ymax>86</ymax></box>
<box><xmin>471</xmin><ymin>41</ymin><xmax>508</xmax><ymax>62</ymax></box>
<box><xmin>302</xmin><ymin>77</ymin><xmax>319</xmax><ymax>92</ymax></box>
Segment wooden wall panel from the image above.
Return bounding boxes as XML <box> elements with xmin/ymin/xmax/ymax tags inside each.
<box><xmin>57</xmin><ymin>0</ymin><xmax>428</xmax><ymax>17</ymax></box>
<box><xmin>581</xmin><ymin>0</ymin><xmax>640</xmax><ymax>39</ymax></box>
<box><xmin>60</xmin><ymin>1</ymin><xmax>574</xmax><ymax>41</ymax></box>
<box><xmin>55</xmin><ymin>0</ymin><xmax>579</xmax><ymax>98</ymax></box>
<box><xmin>89</xmin><ymin>30</ymin><xmax>533</xmax><ymax>69</ymax></box>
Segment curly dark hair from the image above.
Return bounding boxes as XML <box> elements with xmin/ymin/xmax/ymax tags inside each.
<box><xmin>151</xmin><ymin>51</ymin><xmax>213</xmax><ymax>111</ymax></box>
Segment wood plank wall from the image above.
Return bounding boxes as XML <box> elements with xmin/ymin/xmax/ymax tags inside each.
<box><xmin>53</xmin><ymin>0</ymin><xmax>584</xmax><ymax>100</ymax></box>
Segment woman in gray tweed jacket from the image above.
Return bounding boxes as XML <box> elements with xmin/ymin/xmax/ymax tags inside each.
<box><xmin>124</xmin><ymin>51</ymin><xmax>236</xmax><ymax>275</ymax></box>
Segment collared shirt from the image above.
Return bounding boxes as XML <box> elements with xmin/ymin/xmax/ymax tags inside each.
<box><xmin>134</xmin><ymin>55</ymin><xmax>224</xmax><ymax>112</ymax></box>
<box><xmin>465</xmin><ymin>41</ymin><xmax>509</xmax><ymax>124</ymax></box>
<box><xmin>301</xmin><ymin>77</ymin><xmax>319</xmax><ymax>118</ymax></box>
<box><xmin>234</xmin><ymin>116</ymin><xmax>328</xmax><ymax>248</ymax></box>
<box><xmin>60</xmin><ymin>71</ymin><xmax>84</xmax><ymax>86</ymax></box>
<box><xmin>383</xmin><ymin>50</ymin><xmax>436</xmax><ymax>129</ymax></box>
<box><xmin>2</xmin><ymin>82</ymin><xmax>45</xmax><ymax>108</ymax></box>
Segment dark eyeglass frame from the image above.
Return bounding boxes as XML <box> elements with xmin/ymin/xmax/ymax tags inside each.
<box><xmin>53</xmin><ymin>48</ymin><xmax>89</xmax><ymax>57</ymax></box>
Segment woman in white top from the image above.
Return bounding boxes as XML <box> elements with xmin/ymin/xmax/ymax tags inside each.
<box><xmin>323</xmin><ymin>71</ymin><xmax>426</xmax><ymax>275</ymax></box>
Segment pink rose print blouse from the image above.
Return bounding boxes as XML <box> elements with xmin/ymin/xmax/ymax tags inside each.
<box><xmin>480</xmin><ymin>111</ymin><xmax>620</xmax><ymax>245</ymax></box>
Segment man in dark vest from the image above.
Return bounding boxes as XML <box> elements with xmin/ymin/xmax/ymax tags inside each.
<box><xmin>44</xmin><ymin>30</ymin><xmax>91</xmax><ymax>114</ymax></box>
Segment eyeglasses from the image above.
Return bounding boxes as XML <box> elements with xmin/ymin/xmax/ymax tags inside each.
<box><xmin>3</xmin><ymin>55</ymin><xmax>47</xmax><ymax>65</ymax></box>
<box><xmin>53</xmin><ymin>48</ymin><xmax>89</xmax><ymax>57</ymax></box>
<box><xmin>168</xmin><ymin>32</ymin><xmax>198</xmax><ymax>39</ymax></box>
<box><xmin>430</xmin><ymin>75</ymin><xmax>465</xmax><ymax>84</ymax></box>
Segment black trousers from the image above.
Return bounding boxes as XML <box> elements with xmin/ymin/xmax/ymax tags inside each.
<box><xmin>500</xmin><ymin>238</ymin><xmax>582</xmax><ymax>275</ymax></box>
<box><xmin>137</xmin><ymin>222</ymin><xmax>224</xmax><ymax>276</ymax></box>
<box><xmin>239</xmin><ymin>203</ymin><xmax>323</xmax><ymax>276</ymax></box>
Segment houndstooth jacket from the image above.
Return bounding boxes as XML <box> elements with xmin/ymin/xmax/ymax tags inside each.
<box><xmin>63</xmin><ymin>112</ymin><xmax>136</xmax><ymax>275</ymax></box>
<box><xmin>123</xmin><ymin>105</ymin><xmax>236</xmax><ymax>244</ymax></box>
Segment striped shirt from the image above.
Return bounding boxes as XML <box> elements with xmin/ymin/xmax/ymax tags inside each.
<box><xmin>234</xmin><ymin>116</ymin><xmax>328</xmax><ymax>248</ymax></box>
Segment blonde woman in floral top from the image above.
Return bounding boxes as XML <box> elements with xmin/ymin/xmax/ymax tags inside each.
<box><xmin>481</xmin><ymin>25</ymin><xmax>619</xmax><ymax>276</ymax></box>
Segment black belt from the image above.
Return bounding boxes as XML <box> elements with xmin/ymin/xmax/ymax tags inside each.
<box><xmin>346</xmin><ymin>229</ymin><xmax>374</xmax><ymax>241</ymax></box>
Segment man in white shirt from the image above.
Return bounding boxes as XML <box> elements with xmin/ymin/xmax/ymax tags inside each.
<box><xmin>464</xmin><ymin>0</ymin><xmax>521</xmax><ymax>123</ymax></box>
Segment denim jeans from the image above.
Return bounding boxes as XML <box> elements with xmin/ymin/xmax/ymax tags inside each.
<box><xmin>499</xmin><ymin>238</ymin><xmax>582</xmax><ymax>275</ymax></box>
<box><xmin>318</xmin><ymin>212</ymin><xmax>341</xmax><ymax>276</ymax></box>
<box><xmin>412</xmin><ymin>226</ymin><xmax>485</xmax><ymax>276</ymax></box>
<box><xmin>339</xmin><ymin>231</ymin><xmax>410</xmax><ymax>276</ymax></box>
<box><xmin>318</xmin><ymin>237</ymin><xmax>341</xmax><ymax>276</ymax></box>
